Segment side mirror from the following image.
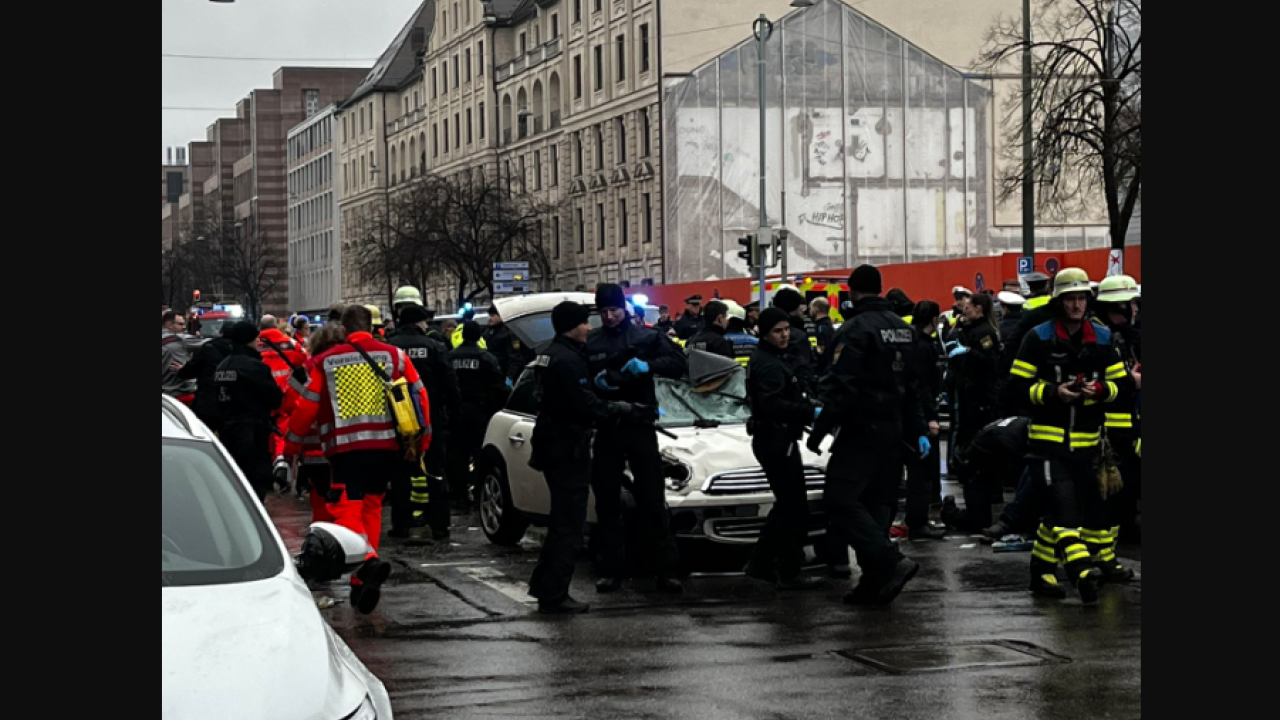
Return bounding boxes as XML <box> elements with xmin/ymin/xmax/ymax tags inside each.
<box><xmin>294</xmin><ymin>522</ymin><xmax>373</xmax><ymax>583</ymax></box>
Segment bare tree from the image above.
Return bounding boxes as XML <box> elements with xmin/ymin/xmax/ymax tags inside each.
<box><xmin>195</xmin><ymin>204</ymin><xmax>282</xmax><ymax>319</ymax></box>
<box><xmin>980</xmin><ymin>0</ymin><xmax>1140</xmax><ymax>248</ymax></box>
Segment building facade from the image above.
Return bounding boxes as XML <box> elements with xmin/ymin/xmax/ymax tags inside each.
<box><xmin>288</xmin><ymin>104</ymin><xmax>343</xmax><ymax>315</ymax></box>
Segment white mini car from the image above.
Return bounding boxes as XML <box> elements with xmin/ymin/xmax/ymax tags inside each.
<box><xmin>161</xmin><ymin>396</ymin><xmax>393</xmax><ymax>720</ymax></box>
<box><xmin>476</xmin><ymin>293</ymin><xmax>830</xmax><ymax>550</ymax></box>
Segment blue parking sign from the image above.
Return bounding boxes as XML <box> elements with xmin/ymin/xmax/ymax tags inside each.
<box><xmin>1017</xmin><ymin>256</ymin><xmax>1033</xmax><ymax>275</ymax></box>
<box><xmin>975</xmin><ymin>273</ymin><xmax>985</xmax><ymax>292</ymax></box>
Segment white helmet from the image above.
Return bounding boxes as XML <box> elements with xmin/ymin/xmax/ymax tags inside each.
<box><xmin>997</xmin><ymin>290</ymin><xmax>1026</xmax><ymax>306</ymax></box>
<box><xmin>721</xmin><ymin>298</ymin><xmax>746</xmax><ymax>321</ymax></box>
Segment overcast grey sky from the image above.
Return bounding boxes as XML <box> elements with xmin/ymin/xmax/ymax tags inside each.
<box><xmin>162</xmin><ymin>0</ymin><xmax>424</xmax><ymax>163</ymax></box>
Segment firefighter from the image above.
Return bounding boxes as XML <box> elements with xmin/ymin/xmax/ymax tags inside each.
<box><xmin>722</xmin><ymin>300</ymin><xmax>758</xmax><ymax>366</ymax></box>
<box><xmin>771</xmin><ymin>288</ymin><xmax>815</xmax><ymax>394</ymax></box>
<box><xmin>212</xmin><ymin>321</ymin><xmax>283</xmax><ymax>500</ymax></box>
<box><xmin>363</xmin><ymin>305</ymin><xmax>386</xmax><ymax>339</ymax></box>
<box><xmin>387</xmin><ymin>285</ymin><xmax>423</xmax><ymax>339</ymax></box>
<box><xmin>810</xmin><ymin>296</ymin><xmax>836</xmax><ymax>375</ymax></box>
<box><xmin>587</xmin><ymin>283</ymin><xmax>687</xmax><ymax>594</ymax></box>
<box><xmin>484</xmin><ymin>305</ymin><xmax>535</xmax><ymax>381</ymax></box>
<box><xmin>905</xmin><ymin>301</ymin><xmax>947</xmax><ymax>540</ymax></box>
<box><xmin>686</xmin><ymin>300</ymin><xmax>735</xmax><ymax>359</ymax></box>
<box><xmin>673</xmin><ymin>294</ymin><xmax>705</xmax><ymax>340</ymax></box>
<box><xmin>1005</xmin><ymin>267</ymin><xmax>1130</xmax><ymax>603</ymax></box>
<box><xmin>284</xmin><ymin>305</ymin><xmax>430</xmax><ymax>614</ymax></box>
<box><xmin>742</xmin><ymin>308</ymin><xmax>826</xmax><ymax>590</ymax></box>
<box><xmin>808</xmin><ymin>265</ymin><xmax>930</xmax><ymax>605</ymax></box>
<box><xmin>256</xmin><ymin>317</ymin><xmax>309</xmax><ymax>490</ymax></box>
<box><xmin>387</xmin><ymin>303</ymin><xmax>462</xmax><ymax>539</ymax></box>
<box><xmin>1092</xmin><ymin>274</ymin><xmax>1142</xmax><ymax>563</ymax></box>
<box><xmin>527</xmin><ymin>302</ymin><xmax>651</xmax><ymax>614</ymax></box>
<box><xmin>448</xmin><ymin>321</ymin><xmax>510</xmax><ymax>510</ymax></box>
<box><xmin>945</xmin><ymin>292</ymin><xmax>1004</xmax><ymax>530</ymax></box>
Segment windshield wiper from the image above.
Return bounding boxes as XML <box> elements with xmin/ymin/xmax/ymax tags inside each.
<box><xmin>668</xmin><ymin>390</ymin><xmax>720</xmax><ymax>428</ymax></box>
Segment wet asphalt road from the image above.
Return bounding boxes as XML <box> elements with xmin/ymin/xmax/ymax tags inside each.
<box><xmin>267</xmin><ymin>488</ymin><xmax>1141</xmax><ymax>720</ymax></box>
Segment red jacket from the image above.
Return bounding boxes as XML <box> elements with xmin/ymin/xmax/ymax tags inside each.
<box><xmin>284</xmin><ymin>332</ymin><xmax>430</xmax><ymax>457</ymax></box>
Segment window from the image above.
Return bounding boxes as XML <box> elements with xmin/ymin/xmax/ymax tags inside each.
<box><xmin>433</xmin><ymin>124</ymin><xmax>439</xmax><ymax>157</ymax></box>
<box><xmin>479</xmin><ymin>41</ymin><xmax>485</xmax><ymax>76</ymax></box>
<box><xmin>643</xmin><ymin>193</ymin><xmax>653</xmax><ymax>243</ymax></box>
<box><xmin>442</xmin><ymin>10</ymin><xmax>447</xmax><ymax>35</ymax></box>
<box><xmin>595</xmin><ymin>125</ymin><xmax>604</xmax><ymax>170</ymax></box>
<box><xmin>443</xmin><ymin>118</ymin><xmax>450</xmax><ymax>153</ymax></box>
<box><xmin>616</xmin><ymin>117</ymin><xmax>626</xmax><ymax>164</ymax></box>
<box><xmin>642</xmin><ymin>109</ymin><xmax>651</xmax><ymax>157</ymax></box>
<box><xmin>304</xmin><ymin>89</ymin><xmax>320</xmax><ymax>118</ymax></box>
<box><xmin>594</xmin><ymin>0</ymin><xmax>602</xmax><ymax>13</ymax></box>
<box><xmin>573</xmin><ymin>0</ymin><xmax>581</xmax><ymax>24</ymax></box>
<box><xmin>593</xmin><ymin>45</ymin><xmax>603</xmax><ymax>91</ymax></box>
<box><xmin>616</xmin><ymin>35</ymin><xmax>625</xmax><ymax>82</ymax></box>
<box><xmin>403</xmin><ymin>97</ymin><xmax>409</xmax><ymax>118</ymax></box>
<box><xmin>454</xmin><ymin>113</ymin><xmax>461</xmax><ymax>148</ymax></box>
<box><xmin>641</xmin><ymin>23</ymin><xmax>652</xmax><ymax>73</ymax></box>
<box><xmin>574</xmin><ymin>55</ymin><xmax>583</xmax><ymax>99</ymax></box>
<box><xmin>518</xmin><ymin>155</ymin><xmax>526</xmax><ymax>191</ymax></box>
<box><xmin>442</xmin><ymin>60</ymin><xmax>448</xmax><ymax>92</ymax></box>
<box><xmin>359</xmin><ymin>108</ymin><xmax>365</xmax><ymax>134</ymax></box>
<box><xmin>432</xmin><ymin>67</ymin><xmax>438</xmax><ymax>98</ymax></box>
<box><xmin>619</xmin><ymin>198</ymin><xmax>628</xmax><ymax>247</ymax></box>
<box><xmin>574</xmin><ymin>132</ymin><xmax>584</xmax><ymax>174</ymax></box>
<box><xmin>551</xmin><ymin>144</ymin><xmax>559</xmax><ymax>186</ymax></box>
<box><xmin>576</xmin><ymin>208</ymin><xmax>585</xmax><ymax>253</ymax></box>
<box><xmin>479</xmin><ymin>103</ymin><xmax>486</xmax><ymax>138</ymax></box>
<box><xmin>453</xmin><ymin>54</ymin><xmax>460</xmax><ymax>87</ymax></box>
<box><xmin>453</xmin><ymin>3</ymin><xmax>458</xmax><ymax>30</ymax></box>
<box><xmin>466</xmin><ymin>108</ymin><xmax>473</xmax><ymax>144</ymax></box>
<box><xmin>519</xmin><ymin>32</ymin><xmax>526</xmax><ymax>55</ymax></box>
<box><xmin>534</xmin><ymin>150</ymin><xmax>542</xmax><ymax>190</ymax></box>
<box><xmin>465</xmin><ymin>49</ymin><xmax>471</xmax><ymax>80</ymax></box>
<box><xmin>553</xmin><ymin>215</ymin><xmax>561</xmax><ymax>258</ymax></box>
<box><xmin>552</xmin><ymin>13</ymin><xmax>559</xmax><ymax>38</ymax></box>
<box><xmin>597</xmin><ymin>203</ymin><xmax>606</xmax><ymax>250</ymax></box>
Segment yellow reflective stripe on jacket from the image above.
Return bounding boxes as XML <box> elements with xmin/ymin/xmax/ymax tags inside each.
<box><xmin>1028</xmin><ymin>424</ymin><xmax>1065</xmax><ymax>442</ymax></box>
<box><xmin>1135</xmin><ymin>438</ymin><xmax>1141</xmax><ymax>457</ymax></box>
<box><xmin>809</xmin><ymin>335</ymin><xmax>819</xmax><ymax>349</ymax></box>
<box><xmin>902</xmin><ymin>315</ymin><xmax>913</xmax><ymax>324</ymax></box>
<box><xmin>1029</xmin><ymin>380</ymin><xmax>1049</xmax><ymax>405</ymax></box>
<box><xmin>1025</xmin><ymin>295</ymin><xmax>1050</xmax><ymax>310</ymax></box>
<box><xmin>1105</xmin><ymin>412</ymin><xmax>1134</xmax><ymax>428</ymax></box>
<box><xmin>1105</xmin><ymin>362</ymin><xmax>1127</xmax><ymax>380</ymax></box>
<box><xmin>1069</xmin><ymin>431</ymin><xmax>1101</xmax><ymax>448</ymax></box>
<box><xmin>1010</xmin><ymin>359</ymin><xmax>1037</xmax><ymax>379</ymax></box>
<box><xmin>1105</xmin><ymin>381</ymin><xmax>1119</xmax><ymax>401</ymax></box>
<box><xmin>736</xmin><ymin>356</ymin><xmax>750</xmax><ymax>366</ymax></box>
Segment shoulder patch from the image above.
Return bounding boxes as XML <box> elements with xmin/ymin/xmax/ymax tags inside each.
<box><xmin>980</xmin><ymin>335</ymin><xmax>994</xmax><ymax>350</ymax></box>
<box><xmin>534</xmin><ymin>355</ymin><xmax>551</xmax><ymax>367</ymax></box>
<box><xmin>512</xmin><ymin>339</ymin><xmax>521</xmax><ymax>349</ymax></box>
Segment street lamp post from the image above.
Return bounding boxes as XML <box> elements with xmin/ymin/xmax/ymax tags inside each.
<box><xmin>1021</xmin><ymin>0</ymin><xmax>1035</xmax><ymax>263</ymax></box>
<box><xmin>369</xmin><ymin>162</ymin><xmax>394</xmax><ymax>311</ymax></box>
<box><xmin>752</xmin><ymin>14</ymin><xmax>774</xmax><ymax>310</ymax></box>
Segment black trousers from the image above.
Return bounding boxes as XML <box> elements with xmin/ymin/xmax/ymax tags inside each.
<box><xmin>904</xmin><ymin>437</ymin><xmax>941</xmax><ymax>529</ymax></box>
<box><xmin>1023</xmin><ymin>452</ymin><xmax>1106</xmax><ymax>531</ymax></box>
<box><xmin>328</xmin><ymin>450</ymin><xmax>399</xmax><ymax>500</ymax></box>
<box><xmin>590</xmin><ymin>425</ymin><xmax>679</xmax><ymax>579</ymax></box>
<box><xmin>528</xmin><ymin>473</ymin><xmax>591</xmax><ymax>602</ymax></box>
<box><xmin>390</xmin><ymin>437</ymin><xmax>448</xmax><ymax>532</ymax></box>
<box><xmin>221</xmin><ymin>420</ymin><xmax>273</xmax><ymax>499</ymax></box>
<box><xmin>445</xmin><ymin>420</ymin><xmax>486</xmax><ymax>505</ymax></box>
<box><xmin>749</xmin><ymin>435</ymin><xmax>811</xmax><ymax>581</ymax></box>
<box><xmin>824</xmin><ymin>428</ymin><xmax>905</xmax><ymax>577</ymax></box>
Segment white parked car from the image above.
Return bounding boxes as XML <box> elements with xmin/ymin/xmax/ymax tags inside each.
<box><xmin>475</xmin><ymin>293</ymin><xmax>830</xmax><ymax>550</ymax></box>
<box><xmin>161</xmin><ymin>396</ymin><xmax>393</xmax><ymax>720</ymax></box>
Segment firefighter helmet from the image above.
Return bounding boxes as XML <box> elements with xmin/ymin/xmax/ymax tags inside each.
<box><xmin>1097</xmin><ymin>274</ymin><xmax>1139</xmax><ymax>303</ymax></box>
<box><xmin>1052</xmin><ymin>267</ymin><xmax>1092</xmax><ymax>298</ymax></box>
<box><xmin>721</xmin><ymin>299</ymin><xmax>746</xmax><ymax>321</ymax></box>
<box><xmin>363</xmin><ymin>304</ymin><xmax>384</xmax><ymax>327</ymax></box>
<box><xmin>393</xmin><ymin>285</ymin><xmax>422</xmax><ymax>306</ymax></box>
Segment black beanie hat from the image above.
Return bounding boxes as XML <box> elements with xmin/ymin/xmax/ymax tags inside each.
<box><xmin>849</xmin><ymin>264</ymin><xmax>883</xmax><ymax>295</ymax></box>
<box><xmin>885</xmin><ymin>288</ymin><xmax>913</xmax><ymax>317</ymax></box>
<box><xmin>757</xmin><ymin>308</ymin><xmax>791</xmax><ymax>336</ymax></box>
<box><xmin>398</xmin><ymin>304</ymin><xmax>431</xmax><ymax>325</ymax></box>
<box><xmin>552</xmin><ymin>301</ymin><xmax>591</xmax><ymax>335</ymax></box>
<box><xmin>773</xmin><ymin>288</ymin><xmax>804</xmax><ymax>313</ymax></box>
<box><xmin>462</xmin><ymin>320</ymin><xmax>483</xmax><ymax>343</ymax></box>
<box><xmin>595</xmin><ymin>283</ymin><xmax>627</xmax><ymax>310</ymax></box>
<box><xmin>226</xmin><ymin>320</ymin><xmax>260</xmax><ymax>346</ymax></box>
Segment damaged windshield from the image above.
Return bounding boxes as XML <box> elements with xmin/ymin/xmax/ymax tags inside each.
<box><xmin>655</xmin><ymin>370</ymin><xmax>750</xmax><ymax>428</ymax></box>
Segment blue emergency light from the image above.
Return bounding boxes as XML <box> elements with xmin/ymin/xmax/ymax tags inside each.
<box><xmin>632</xmin><ymin>293</ymin><xmax>649</xmax><ymax>307</ymax></box>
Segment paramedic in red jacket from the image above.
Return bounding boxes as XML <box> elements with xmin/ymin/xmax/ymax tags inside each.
<box><xmin>257</xmin><ymin>319</ymin><xmax>309</xmax><ymax>483</ymax></box>
<box><xmin>284</xmin><ymin>305</ymin><xmax>431</xmax><ymax>614</ymax></box>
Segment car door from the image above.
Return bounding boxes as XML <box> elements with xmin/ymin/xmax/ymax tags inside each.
<box><xmin>491</xmin><ymin>370</ymin><xmax>550</xmax><ymax>516</ymax></box>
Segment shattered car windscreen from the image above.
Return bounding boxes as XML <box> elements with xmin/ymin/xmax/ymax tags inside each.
<box><xmin>656</xmin><ymin>371</ymin><xmax>751</xmax><ymax>428</ymax></box>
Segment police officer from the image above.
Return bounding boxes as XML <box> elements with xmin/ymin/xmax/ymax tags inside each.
<box><xmin>673</xmin><ymin>294</ymin><xmax>705</xmax><ymax>340</ymax></box>
<box><xmin>771</xmin><ymin>288</ymin><xmax>815</xmax><ymax>393</ymax></box>
<box><xmin>686</xmin><ymin>300</ymin><xmax>735</xmax><ymax>359</ymax></box>
<box><xmin>743</xmin><ymin>300</ymin><xmax>761</xmax><ymax>336</ymax></box>
<box><xmin>212</xmin><ymin>321</ymin><xmax>284</xmax><ymax>500</ymax></box>
<box><xmin>997</xmin><ymin>290</ymin><xmax>1027</xmax><ymax>341</ymax></box>
<box><xmin>810</xmin><ymin>296</ymin><xmax>836</xmax><ymax>374</ymax></box>
<box><xmin>484</xmin><ymin>305</ymin><xmax>536</xmax><ymax>381</ymax></box>
<box><xmin>527</xmin><ymin>302</ymin><xmax>651</xmax><ymax>614</ymax></box>
<box><xmin>946</xmin><ymin>292</ymin><xmax>1004</xmax><ymax>530</ymax></box>
<box><xmin>808</xmin><ymin>265</ymin><xmax>930</xmax><ymax>605</ymax></box>
<box><xmin>1005</xmin><ymin>267</ymin><xmax>1130</xmax><ymax>602</ymax></box>
<box><xmin>587</xmin><ymin>283</ymin><xmax>688</xmax><ymax>593</ymax></box>
<box><xmin>742</xmin><ymin>308</ymin><xmax>826</xmax><ymax>590</ymax></box>
<box><xmin>653</xmin><ymin>304</ymin><xmax>675</xmax><ymax>336</ymax></box>
<box><xmin>387</xmin><ymin>303</ymin><xmax>462</xmax><ymax>539</ymax></box>
<box><xmin>905</xmin><ymin>301</ymin><xmax>947</xmax><ymax>540</ymax></box>
<box><xmin>449</xmin><ymin>321</ymin><xmax>511</xmax><ymax>509</ymax></box>
<box><xmin>176</xmin><ymin>322</ymin><xmax>233</xmax><ymax>433</ymax></box>
<box><xmin>1000</xmin><ymin>271</ymin><xmax>1053</xmax><ymax>385</ymax></box>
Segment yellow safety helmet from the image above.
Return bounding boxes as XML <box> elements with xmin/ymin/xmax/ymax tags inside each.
<box><xmin>393</xmin><ymin>285</ymin><xmax>422</xmax><ymax>306</ymax></box>
<box><xmin>1052</xmin><ymin>267</ymin><xmax>1092</xmax><ymax>298</ymax></box>
<box><xmin>721</xmin><ymin>299</ymin><xmax>746</xmax><ymax>322</ymax></box>
<box><xmin>363</xmin><ymin>304</ymin><xmax>383</xmax><ymax>326</ymax></box>
<box><xmin>1096</xmin><ymin>274</ymin><xmax>1139</xmax><ymax>303</ymax></box>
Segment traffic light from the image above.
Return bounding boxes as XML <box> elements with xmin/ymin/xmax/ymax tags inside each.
<box><xmin>737</xmin><ymin>233</ymin><xmax>758</xmax><ymax>270</ymax></box>
<box><xmin>192</xmin><ymin>289</ymin><xmax>201</xmax><ymax>302</ymax></box>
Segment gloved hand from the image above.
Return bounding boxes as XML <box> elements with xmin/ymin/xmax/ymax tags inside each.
<box><xmin>621</xmin><ymin>358</ymin><xmax>650</xmax><ymax>376</ymax></box>
<box><xmin>944</xmin><ymin>340</ymin><xmax>959</xmax><ymax>353</ymax></box>
<box><xmin>917</xmin><ymin>435</ymin><xmax>932</xmax><ymax>460</ymax></box>
<box><xmin>630</xmin><ymin>403</ymin><xmax>659</xmax><ymax>422</ymax></box>
<box><xmin>813</xmin><ymin>407</ymin><xmax>823</xmax><ymax>423</ymax></box>
<box><xmin>947</xmin><ymin>345</ymin><xmax>969</xmax><ymax>358</ymax></box>
<box><xmin>505</xmin><ymin>376</ymin><xmax>514</xmax><ymax>389</ymax></box>
<box><xmin>595</xmin><ymin>370</ymin><xmax>619</xmax><ymax>391</ymax></box>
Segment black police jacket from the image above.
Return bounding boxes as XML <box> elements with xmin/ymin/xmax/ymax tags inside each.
<box><xmin>389</xmin><ymin>326</ymin><xmax>462</xmax><ymax>431</ymax></box>
<box><xmin>909</xmin><ymin>327</ymin><xmax>944</xmax><ymax>423</ymax></box>
<box><xmin>673</xmin><ymin>311</ymin><xmax>704</xmax><ymax>340</ymax></box>
<box><xmin>785</xmin><ymin>317</ymin><xmax>816</xmax><ymax>391</ymax></box>
<box><xmin>586</xmin><ymin>318</ymin><xmax>688</xmax><ymax>408</ymax></box>
<box><xmin>449</xmin><ymin>342</ymin><xmax>510</xmax><ymax>419</ymax></box>
<box><xmin>686</xmin><ymin>325</ymin><xmax>735</xmax><ymax>360</ymax></box>
<box><xmin>1000</xmin><ymin>297</ymin><xmax>1054</xmax><ymax>376</ymax></box>
<box><xmin>212</xmin><ymin>345</ymin><xmax>283</xmax><ymax>424</ymax></box>
<box><xmin>653</xmin><ymin>318</ymin><xmax>675</xmax><ymax>335</ymax></box>
<box><xmin>812</xmin><ymin>317</ymin><xmax>836</xmax><ymax>372</ymax></box>
<box><xmin>484</xmin><ymin>322</ymin><xmax>536</xmax><ymax>380</ymax></box>
<box><xmin>746</xmin><ymin>339</ymin><xmax>815</xmax><ymax>441</ymax></box>
<box><xmin>179</xmin><ymin>336</ymin><xmax>232</xmax><ymax>422</ymax></box>
<box><xmin>814</xmin><ymin>296</ymin><xmax>927</xmax><ymax>442</ymax></box>
<box><xmin>529</xmin><ymin>335</ymin><xmax>626</xmax><ymax>475</ymax></box>
<box><xmin>949</xmin><ymin>316</ymin><xmax>1001</xmax><ymax>416</ymax></box>
<box><xmin>967</xmin><ymin>416</ymin><xmax>1031</xmax><ymax>480</ymax></box>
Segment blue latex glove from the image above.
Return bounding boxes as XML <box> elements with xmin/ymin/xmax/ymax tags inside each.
<box><xmin>505</xmin><ymin>376</ymin><xmax>514</xmax><ymax>389</ymax></box>
<box><xmin>947</xmin><ymin>345</ymin><xmax>969</xmax><ymax>358</ymax></box>
<box><xmin>622</xmin><ymin>358</ymin><xmax>650</xmax><ymax>376</ymax></box>
<box><xmin>918</xmin><ymin>436</ymin><xmax>932</xmax><ymax>460</ymax></box>
<box><xmin>943</xmin><ymin>340</ymin><xmax>959</xmax><ymax>352</ymax></box>
<box><xmin>813</xmin><ymin>407</ymin><xmax>822</xmax><ymax>422</ymax></box>
<box><xmin>595</xmin><ymin>370</ymin><xmax>619</xmax><ymax>391</ymax></box>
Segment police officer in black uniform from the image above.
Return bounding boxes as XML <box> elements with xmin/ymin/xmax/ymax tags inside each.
<box><xmin>527</xmin><ymin>302</ymin><xmax>651</xmax><ymax>614</ymax></box>
<box><xmin>212</xmin><ymin>321</ymin><xmax>283</xmax><ymax>500</ymax></box>
<box><xmin>904</xmin><ymin>301</ymin><xmax>947</xmax><ymax>540</ymax></box>
<box><xmin>484</xmin><ymin>305</ymin><xmax>536</xmax><ymax>381</ymax></box>
<box><xmin>177</xmin><ymin>323</ymin><xmax>233</xmax><ymax>434</ymax></box>
<box><xmin>672</xmin><ymin>294</ymin><xmax>705</xmax><ymax>340</ymax></box>
<box><xmin>387</xmin><ymin>303</ymin><xmax>462</xmax><ymax>539</ymax></box>
<box><xmin>742</xmin><ymin>308</ymin><xmax>826</xmax><ymax>590</ymax></box>
<box><xmin>587</xmin><ymin>283</ymin><xmax>687</xmax><ymax>594</ymax></box>
<box><xmin>686</xmin><ymin>300</ymin><xmax>735</xmax><ymax>359</ymax></box>
<box><xmin>946</xmin><ymin>292</ymin><xmax>1004</xmax><ymax>530</ymax></box>
<box><xmin>448</xmin><ymin>321</ymin><xmax>510</xmax><ymax>510</ymax></box>
<box><xmin>999</xmin><ymin>271</ymin><xmax>1053</xmax><ymax>385</ymax></box>
<box><xmin>808</xmin><ymin>265</ymin><xmax>930</xmax><ymax>605</ymax></box>
<box><xmin>810</xmin><ymin>296</ymin><xmax>836</xmax><ymax>375</ymax></box>
<box><xmin>771</xmin><ymin>288</ymin><xmax>815</xmax><ymax>393</ymax></box>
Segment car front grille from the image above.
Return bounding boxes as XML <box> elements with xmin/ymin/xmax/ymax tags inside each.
<box><xmin>703</xmin><ymin>466</ymin><xmax>825</xmax><ymax>495</ymax></box>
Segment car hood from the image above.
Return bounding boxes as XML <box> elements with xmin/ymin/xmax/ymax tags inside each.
<box><xmin>162</xmin><ymin>575</ymin><xmax>369</xmax><ymax>720</ymax></box>
<box><xmin>657</xmin><ymin>424</ymin><xmax>827</xmax><ymax>492</ymax></box>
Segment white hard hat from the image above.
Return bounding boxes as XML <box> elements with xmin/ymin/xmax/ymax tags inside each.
<box><xmin>720</xmin><ymin>298</ymin><xmax>746</xmax><ymax>321</ymax></box>
<box><xmin>997</xmin><ymin>290</ymin><xmax>1026</xmax><ymax>306</ymax></box>
<box><xmin>952</xmin><ymin>286</ymin><xmax>972</xmax><ymax>297</ymax></box>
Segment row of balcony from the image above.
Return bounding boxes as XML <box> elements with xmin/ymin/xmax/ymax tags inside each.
<box><xmin>495</xmin><ymin>37</ymin><xmax>562</xmax><ymax>83</ymax></box>
<box><xmin>502</xmin><ymin>110</ymin><xmax>562</xmax><ymax>146</ymax></box>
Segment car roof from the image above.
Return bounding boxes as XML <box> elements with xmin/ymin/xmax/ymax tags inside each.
<box><xmin>492</xmin><ymin>292</ymin><xmax>597</xmax><ymax>321</ymax></box>
<box><xmin>162</xmin><ymin>395</ymin><xmax>215</xmax><ymax>442</ymax></box>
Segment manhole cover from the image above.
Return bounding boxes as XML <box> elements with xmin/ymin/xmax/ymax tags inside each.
<box><xmin>833</xmin><ymin>640</ymin><xmax>1070</xmax><ymax>674</ymax></box>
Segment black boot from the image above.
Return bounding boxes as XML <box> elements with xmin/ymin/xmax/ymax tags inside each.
<box><xmin>595</xmin><ymin>577</ymin><xmax>624</xmax><ymax>593</ymax></box>
<box><xmin>1072</xmin><ymin>567</ymin><xmax>1104</xmax><ymax>604</ymax></box>
<box><xmin>351</xmin><ymin>557</ymin><xmax>392</xmax><ymax>614</ymax></box>
<box><xmin>538</xmin><ymin>596</ymin><xmax>590</xmax><ymax>614</ymax></box>
<box><xmin>654</xmin><ymin>577</ymin><xmax>684</xmax><ymax>594</ymax></box>
<box><xmin>1029</xmin><ymin>572</ymin><xmax>1068</xmax><ymax>599</ymax></box>
<box><xmin>908</xmin><ymin>524</ymin><xmax>947</xmax><ymax>540</ymax></box>
<box><xmin>742</xmin><ymin>560</ymin><xmax>777</xmax><ymax>584</ymax></box>
<box><xmin>982</xmin><ymin>520</ymin><xmax>1011</xmax><ymax>540</ymax></box>
<box><xmin>873</xmin><ymin>558</ymin><xmax>920</xmax><ymax>605</ymax></box>
<box><xmin>776</xmin><ymin>574</ymin><xmax>827</xmax><ymax>591</ymax></box>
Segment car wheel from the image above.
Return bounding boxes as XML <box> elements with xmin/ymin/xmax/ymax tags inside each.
<box><xmin>479</xmin><ymin>454</ymin><xmax>529</xmax><ymax>546</ymax></box>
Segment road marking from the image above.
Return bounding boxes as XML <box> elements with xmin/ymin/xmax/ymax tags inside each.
<box><xmin>454</xmin><ymin>565</ymin><xmax>536</xmax><ymax>606</ymax></box>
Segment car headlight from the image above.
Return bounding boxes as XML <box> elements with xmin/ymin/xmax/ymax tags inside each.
<box><xmin>341</xmin><ymin>695</ymin><xmax>377</xmax><ymax>720</ymax></box>
<box><xmin>661</xmin><ymin>454</ymin><xmax>692</xmax><ymax>492</ymax></box>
